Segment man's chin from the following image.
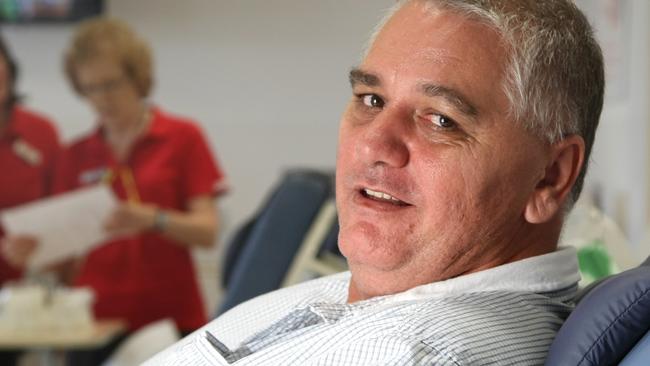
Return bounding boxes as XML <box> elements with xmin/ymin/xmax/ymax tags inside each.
<box><xmin>340</xmin><ymin>231</ymin><xmax>410</xmax><ymax>268</ymax></box>
<box><xmin>345</xmin><ymin>252</ymin><xmax>405</xmax><ymax>271</ymax></box>
<box><xmin>347</xmin><ymin>264</ymin><xmax>413</xmax><ymax>302</ymax></box>
<box><xmin>343</xmin><ymin>242</ymin><xmax>413</xmax><ymax>286</ymax></box>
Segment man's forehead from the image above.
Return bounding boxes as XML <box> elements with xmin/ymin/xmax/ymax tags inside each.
<box><xmin>369</xmin><ymin>1</ymin><xmax>504</xmax><ymax>57</ymax></box>
<box><xmin>354</xmin><ymin>2</ymin><xmax>509</xmax><ymax>112</ymax></box>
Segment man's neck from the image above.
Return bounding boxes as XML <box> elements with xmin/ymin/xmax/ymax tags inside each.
<box><xmin>345</xmin><ymin>215</ymin><xmax>565</xmax><ymax>304</ymax></box>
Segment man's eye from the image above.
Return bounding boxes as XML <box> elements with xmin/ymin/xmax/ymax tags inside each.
<box><xmin>362</xmin><ymin>94</ymin><xmax>384</xmax><ymax>108</ymax></box>
<box><xmin>430</xmin><ymin>114</ymin><xmax>456</xmax><ymax>129</ymax></box>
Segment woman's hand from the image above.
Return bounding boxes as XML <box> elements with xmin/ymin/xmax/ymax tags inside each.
<box><xmin>1</xmin><ymin>235</ymin><xmax>38</xmax><ymax>269</ymax></box>
<box><xmin>103</xmin><ymin>196</ymin><xmax>218</xmax><ymax>248</ymax></box>
<box><xmin>103</xmin><ymin>202</ymin><xmax>156</xmax><ymax>238</ymax></box>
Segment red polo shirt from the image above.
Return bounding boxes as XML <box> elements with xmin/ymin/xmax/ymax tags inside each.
<box><xmin>0</xmin><ymin>106</ymin><xmax>60</xmax><ymax>284</ymax></box>
<box><xmin>53</xmin><ymin>106</ymin><xmax>226</xmax><ymax>331</ymax></box>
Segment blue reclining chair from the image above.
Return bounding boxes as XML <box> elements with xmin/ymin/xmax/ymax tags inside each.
<box><xmin>216</xmin><ymin>169</ymin><xmax>335</xmax><ymax>316</ymax></box>
<box><xmin>545</xmin><ymin>255</ymin><xmax>650</xmax><ymax>365</ymax></box>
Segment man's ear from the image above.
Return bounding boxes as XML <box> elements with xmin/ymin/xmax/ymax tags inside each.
<box><xmin>524</xmin><ymin>135</ymin><xmax>585</xmax><ymax>224</ymax></box>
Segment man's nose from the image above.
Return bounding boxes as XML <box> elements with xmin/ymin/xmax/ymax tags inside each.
<box><xmin>357</xmin><ymin>108</ymin><xmax>411</xmax><ymax>169</ymax></box>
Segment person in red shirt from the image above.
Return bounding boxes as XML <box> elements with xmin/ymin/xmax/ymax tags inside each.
<box><xmin>54</xmin><ymin>18</ymin><xmax>227</xmax><ymax>365</ymax></box>
<box><xmin>0</xmin><ymin>34</ymin><xmax>60</xmax><ymax>366</ymax></box>
<box><xmin>0</xmin><ymin>35</ymin><xmax>60</xmax><ymax>283</ymax></box>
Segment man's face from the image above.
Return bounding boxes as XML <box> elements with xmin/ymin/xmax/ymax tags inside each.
<box><xmin>336</xmin><ymin>2</ymin><xmax>552</xmax><ymax>301</ymax></box>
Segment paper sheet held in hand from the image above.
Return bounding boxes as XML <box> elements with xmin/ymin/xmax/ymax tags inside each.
<box><xmin>1</xmin><ymin>185</ymin><xmax>118</xmax><ymax>269</ymax></box>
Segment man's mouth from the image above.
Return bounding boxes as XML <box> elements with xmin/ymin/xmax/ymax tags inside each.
<box><xmin>361</xmin><ymin>188</ymin><xmax>410</xmax><ymax>206</ymax></box>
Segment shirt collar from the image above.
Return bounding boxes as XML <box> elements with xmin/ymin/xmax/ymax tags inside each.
<box><xmin>306</xmin><ymin>247</ymin><xmax>578</xmax><ymax>318</ymax></box>
<box><xmin>386</xmin><ymin>246</ymin><xmax>579</xmax><ymax>304</ymax></box>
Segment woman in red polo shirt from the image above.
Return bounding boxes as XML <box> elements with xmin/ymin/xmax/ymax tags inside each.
<box><xmin>0</xmin><ymin>34</ymin><xmax>60</xmax><ymax>366</ymax></box>
<box><xmin>0</xmin><ymin>35</ymin><xmax>60</xmax><ymax>285</ymax></box>
<box><xmin>55</xmin><ymin>18</ymin><xmax>227</xmax><ymax>365</ymax></box>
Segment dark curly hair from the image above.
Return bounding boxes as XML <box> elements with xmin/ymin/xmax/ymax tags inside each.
<box><xmin>0</xmin><ymin>33</ymin><xmax>21</xmax><ymax>114</ymax></box>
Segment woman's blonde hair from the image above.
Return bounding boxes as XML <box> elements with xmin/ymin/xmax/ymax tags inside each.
<box><xmin>64</xmin><ymin>17</ymin><xmax>153</xmax><ymax>97</ymax></box>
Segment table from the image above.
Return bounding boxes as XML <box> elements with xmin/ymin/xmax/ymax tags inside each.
<box><xmin>0</xmin><ymin>319</ymin><xmax>126</xmax><ymax>366</ymax></box>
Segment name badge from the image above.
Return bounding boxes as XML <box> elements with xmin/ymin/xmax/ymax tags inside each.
<box><xmin>12</xmin><ymin>139</ymin><xmax>42</xmax><ymax>166</ymax></box>
<box><xmin>80</xmin><ymin>167</ymin><xmax>111</xmax><ymax>185</ymax></box>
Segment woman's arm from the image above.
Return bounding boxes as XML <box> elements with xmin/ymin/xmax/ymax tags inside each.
<box><xmin>103</xmin><ymin>194</ymin><xmax>219</xmax><ymax>248</ymax></box>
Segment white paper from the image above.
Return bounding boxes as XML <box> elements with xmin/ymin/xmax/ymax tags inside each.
<box><xmin>1</xmin><ymin>184</ymin><xmax>118</xmax><ymax>269</ymax></box>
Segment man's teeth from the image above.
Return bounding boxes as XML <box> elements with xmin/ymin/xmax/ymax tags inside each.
<box><xmin>364</xmin><ymin>188</ymin><xmax>402</xmax><ymax>203</ymax></box>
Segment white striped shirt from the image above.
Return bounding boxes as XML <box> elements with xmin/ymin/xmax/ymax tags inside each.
<box><xmin>146</xmin><ymin>247</ymin><xmax>579</xmax><ymax>365</ymax></box>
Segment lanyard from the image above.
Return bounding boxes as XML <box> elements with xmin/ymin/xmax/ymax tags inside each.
<box><xmin>103</xmin><ymin>166</ymin><xmax>141</xmax><ymax>203</ymax></box>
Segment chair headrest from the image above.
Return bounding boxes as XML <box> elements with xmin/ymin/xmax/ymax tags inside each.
<box><xmin>545</xmin><ymin>265</ymin><xmax>650</xmax><ymax>365</ymax></box>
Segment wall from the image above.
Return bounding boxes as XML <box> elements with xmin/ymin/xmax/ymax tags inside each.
<box><xmin>577</xmin><ymin>0</ymin><xmax>650</xmax><ymax>256</ymax></box>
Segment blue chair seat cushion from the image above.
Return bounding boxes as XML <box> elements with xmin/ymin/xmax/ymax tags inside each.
<box><xmin>620</xmin><ymin>329</ymin><xmax>650</xmax><ymax>365</ymax></box>
<box><xmin>545</xmin><ymin>265</ymin><xmax>650</xmax><ymax>365</ymax></box>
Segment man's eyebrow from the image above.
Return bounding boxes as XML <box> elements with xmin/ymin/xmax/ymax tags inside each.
<box><xmin>420</xmin><ymin>83</ymin><xmax>478</xmax><ymax>117</ymax></box>
<box><xmin>348</xmin><ymin>68</ymin><xmax>478</xmax><ymax>118</ymax></box>
<box><xmin>349</xmin><ymin>68</ymin><xmax>381</xmax><ymax>87</ymax></box>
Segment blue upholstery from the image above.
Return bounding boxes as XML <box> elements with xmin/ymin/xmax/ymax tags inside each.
<box><xmin>620</xmin><ymin>330</ymin><xmax>650</xmax><ymax>366</ymax></box>
<box><xmin>545</xmin><ymin>261</ymin><xmax>650</xmax><ymax>365</ymax></box>
<box><xmin>317</xmin><ymin>216</ymin><xmax>340</xmax><ymax>258</ymax></box>
<box><xmin>216</xmin><ymin>169</ymin><xmax>334</xmax><ymax>315</ymax></box>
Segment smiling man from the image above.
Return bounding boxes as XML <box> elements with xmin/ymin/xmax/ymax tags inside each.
<box><xmin>147</xmin><ymin>0</ymin><xmax>604</xmax><ymax>365</ymax></box>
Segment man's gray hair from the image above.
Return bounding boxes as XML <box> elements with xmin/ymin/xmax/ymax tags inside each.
<box><xmin>367</xmin><ymin>0</ymin><xmax>605</xmax><ymax>204</ymax></box>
